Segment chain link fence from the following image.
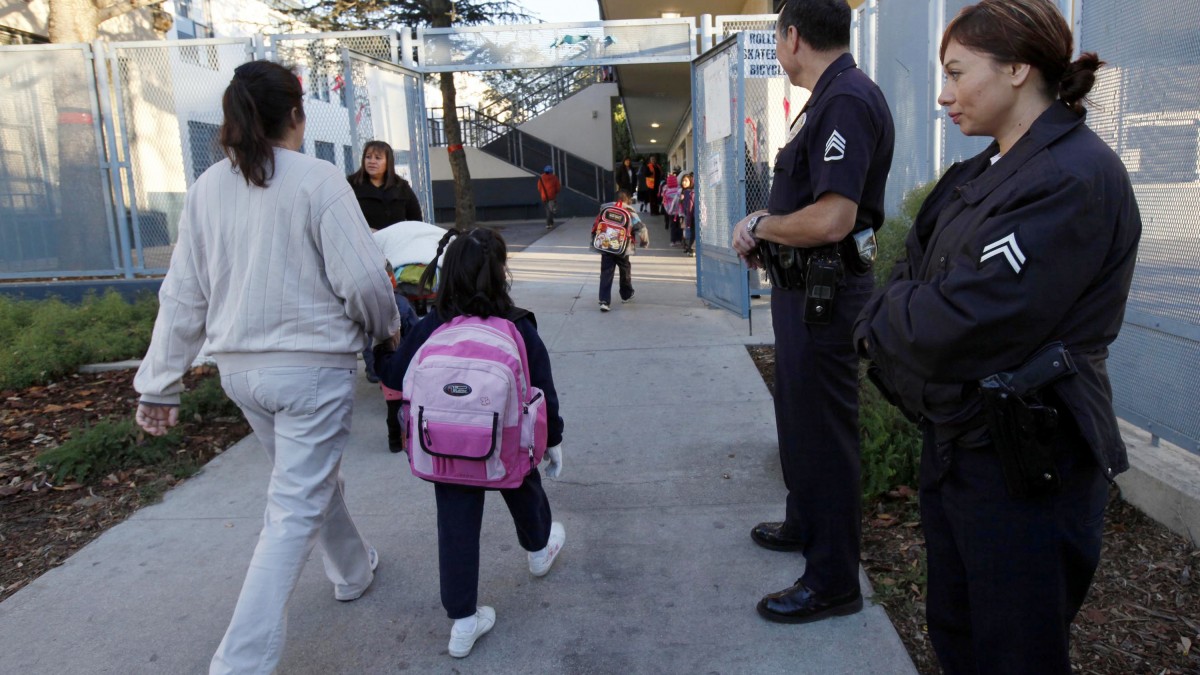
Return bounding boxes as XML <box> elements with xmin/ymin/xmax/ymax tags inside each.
<box><xmin>1080</xmin><ymin>0</ymin><xmax>1200</xmax><ymax>453</ymax></box>
<box><xmin>850</xmin><ymin>0</ymin><xmax>1200</xmax><ymax>453</ymax></box>
<box><xmin>693</xmin><ymin>35</ymin><xmax>749</xmax><ymax>317</ymax></box>
<box><xmin>343</xmin><ymin>50</ymin><xmax>433</xmax><ymax>222</ymax></box>
<box><xmin>0</xmin><ymin>44</ymin><xmax>121</xmax><ymax>277</ymax></box>
<box><xmin>106</xmin><ymin>39</ymin><xmax>255</xmax><ymax>271</ymax></box>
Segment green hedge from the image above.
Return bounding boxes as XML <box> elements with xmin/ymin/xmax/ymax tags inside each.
<box><xmin>37</xmin><ymin>374</ymin><xmax>240</xmax><ymax>485</ymax></box>
<box><xmin>0</xmin><ymin>291</ymin><xmax>158</xmax><ymax>389</ymax></box>
<box><xmin>858</xmin><ymin>181</ymin><xmax>935</xmax><ymax>499</ymax></box>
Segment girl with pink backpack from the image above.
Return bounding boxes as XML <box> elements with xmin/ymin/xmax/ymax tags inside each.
<box><xmin>375</xmin><ymin>227</ymin><xmax>565</xmax><ymax>659</ymax></box>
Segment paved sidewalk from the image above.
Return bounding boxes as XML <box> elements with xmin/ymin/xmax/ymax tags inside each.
<box><xmin>0</xmin><ymin>217</ymin><xmax>917</xmax><ymax>674</ymax></box>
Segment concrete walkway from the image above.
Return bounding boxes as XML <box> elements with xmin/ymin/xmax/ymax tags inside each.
<box><xmin>0</xmin><ymin>217</ymin><xmax>917</xmax><ymax>674</ymax></box>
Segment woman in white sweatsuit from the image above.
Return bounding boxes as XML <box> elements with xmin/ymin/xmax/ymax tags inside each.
<box><xmin>133</xmin><ymin>60</ymin><xmax>400</xmax><ymax>674</ymax></box>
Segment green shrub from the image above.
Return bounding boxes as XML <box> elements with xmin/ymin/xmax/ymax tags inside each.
<box><xmin>874</xmin><ymin>180</ymin><xmax>936</xmax><ymax>285</ymax></box>
<box><xmin>36</xmin><ymin>419</ymin><xmax>180</xmax><ymax>484</ymax></box>
<box><xmin>36</xmin><ymin>373</ymin><xmax>240</xmax><ymax>485</ymax></box>
<box><xmin>859</xmin><ymin>368</ymin><xmax>922</xmax><ymax>500</ymax></box>
<box><xmin>859</xmin><ymin>180</ymin><xmax>936</xmax><ymax>498</ymax></box>
<box><xmin>0</xmin><ymin>290</ymin><xmax>158</xmax><ymax>389</ymax></box>
<box><xmin>178</xmin><ymin>374</ymin><xmax>240</xmax><ymax>422</ymax></box>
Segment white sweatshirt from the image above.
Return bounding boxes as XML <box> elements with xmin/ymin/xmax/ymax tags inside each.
<box><xmin>135</xmin><ymin>148</ymin><xmax>401</xmax><ymax>405</ymax></box>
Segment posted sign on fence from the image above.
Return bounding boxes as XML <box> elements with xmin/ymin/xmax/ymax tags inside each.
<box><xmin>743</xmin><ymin>31</ymin><xmax>783</xmax><ymax>78</ymax></box>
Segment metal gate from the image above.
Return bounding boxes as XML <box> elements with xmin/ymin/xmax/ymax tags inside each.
<box><xmin>692</xmin><ymin>30</ymin><xmax>798</xmax><ymax>319</ymax></box>
<box><xmin>267</xmin><ymin>32</ymin><xmax>432</xmax><ymax>222</ymax></box>
<box><xmin>104</xmin><ymin>38</ymin><xmax>256</xmax><ymax>273</ymax></box>
<box><xmin>692</xmin><ymin>35</ymin><xmax>749</xmax><ymax>317</ymax></box>
<box><xmin>343</xmin><ymin>51</ymin><xmax>434</xmax><ymax>220</ymax></box>
<box><xmin>0</xmin><ymin>43</ymin><xmax>123</xmax><ymax>277</ymax></box>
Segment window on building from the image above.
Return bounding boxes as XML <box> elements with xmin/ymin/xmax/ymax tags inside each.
<box><xmin>315</xmin><ymin>141</ymin><xmax>335</xmax><ymax>164</ymax></box>
<box><xmin>188</xmin><ymin>120</ymin><xmax>223</xmax><ymax>180</ymax></box>
<box><xmin>343</xmin><ymin>145</ymin><xmax>354</xmax><ymax>172</ymax></box>
<box><xmin>176</xmin><ymin>0</ymin><xmax>217</xmax><ymax>68</ymax></box>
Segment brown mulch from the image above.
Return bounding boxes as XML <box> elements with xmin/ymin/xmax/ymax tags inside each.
<box><xmin>0</xmin><ymin>368</ymin><xmax>249</xmax><ymax>603</ymax></box>
<box><xmin>746</xmin><ymin>345</ymin><xmax>1200</xmax><ymax>675</ymax></box>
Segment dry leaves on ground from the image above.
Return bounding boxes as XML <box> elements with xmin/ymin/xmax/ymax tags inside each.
<box><xmin>1</xmin><ymin>369</ymin><xmax>249</xmax><ymax>602</ymax></box>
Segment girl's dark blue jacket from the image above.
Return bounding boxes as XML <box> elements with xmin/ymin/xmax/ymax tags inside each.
<box><xmin>377</xmin><ymin>308</ymin><xmax>564</xmax><ymax>448</ymax></box>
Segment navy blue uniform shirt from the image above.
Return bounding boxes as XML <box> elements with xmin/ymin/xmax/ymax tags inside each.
<box><xmin>768</xmin><ymin>53</ymin><xmax>895</xmax><ymax>235</ymax></box>
<box><xmin>854</xmin><ymin>102</ymin><xmax>1142</xmax><ymax>478</ymax></box>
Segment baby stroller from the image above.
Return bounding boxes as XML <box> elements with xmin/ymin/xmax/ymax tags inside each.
<box><xmin>372</xmin><ymin>221</ymin><xmax>447</xmax><ymax>315</ymax></box>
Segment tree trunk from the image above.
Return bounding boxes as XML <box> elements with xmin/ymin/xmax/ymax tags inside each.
<box><xmin>430</xmin><ymin>0</ymin><xmax>475</xmax><ymax>228</ymax></box>
<box><xmin>439</xmin><ymin>72</ymin><xmax>476</xmax><ymax>228</ymax></box>
<box><xmin>48</xmin><ymin>0</ymin><xmax>100</xmax><ymax>43</ymax></box>
<box><xmin>47</xmin><ymin>0</ymin><xmax>115</xmax><ymax>272</ymax></box>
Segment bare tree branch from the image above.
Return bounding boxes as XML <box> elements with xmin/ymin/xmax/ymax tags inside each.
<box><xmin>97</xmin><ymin>0</ymin><xmax>166</xmax><ymax>24</ymax></box>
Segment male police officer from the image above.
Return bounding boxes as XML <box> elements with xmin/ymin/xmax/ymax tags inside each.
<box><xmin>732</xmin><ymin>0</ymin><xmax>894</xmax><ymax>623</ymax></box>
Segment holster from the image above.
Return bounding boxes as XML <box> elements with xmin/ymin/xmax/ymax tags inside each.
<box><xmin>977</xmin><ymin>343</ymin><xmax>1077</xmax><ymax>498</ymax></box>
<box><xmin>803</xmin><ymin>245</ymin><xmax>842</xmax><ymax>324</ymax></box>
<box><xmin>759</xmin><ymin>241</ymin><xmax>806</xmax><ymax>291</ymax></box>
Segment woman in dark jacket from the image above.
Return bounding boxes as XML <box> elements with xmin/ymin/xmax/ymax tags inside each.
<box><xmin>348</xmin><ymin>140</ymin><xmax>423</xmax><ymax>229</ymax></box>
<box><xmin>854</xmin><ymin>1</ymin><xmax>1141</xmax><ymax>673</ymax></box>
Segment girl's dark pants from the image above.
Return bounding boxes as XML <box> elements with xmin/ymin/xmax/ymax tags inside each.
<box><xmin>599</xmin><ymin>253</ymin><xmax>633</xmax><ymax>304</ymax></box>
<box><xmin>434</xmin><ymin>469</ymin><xmax>553</xmax><ymax>619</ymax></box>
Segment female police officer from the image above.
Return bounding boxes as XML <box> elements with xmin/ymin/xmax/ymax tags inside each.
<box><xmin>854</xmin><ymin>1</ymin><xmax>1141</xmax><ymax>672</ymax></box>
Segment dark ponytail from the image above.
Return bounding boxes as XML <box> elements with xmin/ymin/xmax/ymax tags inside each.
<box><xmin>218</xmin><ymin>61</ymin><xmax>305</xmax><ymax>188</ymax></box>
<box><xmin>1059</xmin><ymin>52</ymin><xmax>1104</xmax><ymax>116</ymax></box>
<box><xmin>421</xmin><ymin>228</ymin><xmax>513</xmax><ymax>321</ymax></box>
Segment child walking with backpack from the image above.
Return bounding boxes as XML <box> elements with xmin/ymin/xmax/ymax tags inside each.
<box><xmin>680</xmin><ymin>172</ymin><xmax>696</xmax><ymax>257</ymax></box>
<box><xmin>591</xmin><ymin>190</ymin><xmax>649</xmax><ymax>312</ymax></box>
<box><xmin>376</xmin><ymin>227</ymin><xmax>566</xmax><ymax>659</ymax></box>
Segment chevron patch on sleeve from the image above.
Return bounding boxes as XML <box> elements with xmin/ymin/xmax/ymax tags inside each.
<box><xmin>980</xmin><ymin>232</ymin><xmax>1026</xmax><ymax>274</ymax></box>
<box><xmin>824</xmin><ymin>130</ymin><xmax>846</xmax><ymax>162</ymax></box>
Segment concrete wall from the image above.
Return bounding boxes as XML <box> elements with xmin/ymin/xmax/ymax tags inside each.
<box><xmin>429</xmin><ymin>147</ymin><xmax>530</xmax><ymax>181</ymax></box>
<box><xmin>1116</xmin><ymin>421</ymin><xmax>1200</xmax><ymax>547</ymax></box>
<box><xmin>431</xmin><ymin>175</ymin><xmax>597</xmax><ymax>224</ymax></box>
<box><xmin>517</xmin><ymin>83</ymin><xmax>618</xmax><ymax>168</ymax></box>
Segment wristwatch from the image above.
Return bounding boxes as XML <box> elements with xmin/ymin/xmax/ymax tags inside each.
<box><xmin>746</xmin><ymin>214</ymin><xmax>767</xmax><ymax>240</ymax></box>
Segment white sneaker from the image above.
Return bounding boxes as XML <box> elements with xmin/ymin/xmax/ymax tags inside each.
<box><xmin>335</xmin><ymin>545</ymin><xmax>379</xmax><ymax>601</ymax></box>
<box><xmin>528</xmin><ymin>522</ymin><xmax>566</xmax><ymax>577</ymax></box>
<box><xmin>622</xmin><ymin>293</ymin><xmax>635</xmax><ymax>304</ymax></box>
<box><xmin>599</xmin><ymin>302</ymin><xmax>610</xmax><ymax>312</ymax></box>
<box><xmin>448</xmin><ymin>606</ymin><xmax>496</xmax><ymax>658</ymax></box>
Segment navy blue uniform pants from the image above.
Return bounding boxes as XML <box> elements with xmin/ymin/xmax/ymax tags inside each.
<box><xmin>770</xmin><ymin>272</ymin><xmax>872</xmax><ymax>597</ymax></box>
<box><xmin>920</xmin><ymin>427</ymin><xmax>1108</xmax><ymax>674</ymax></box>
<box><xmin>599</xmin><ymin>254</ymin><xmax>633</xmax><ymax>304</ymax></box>
<box><xmin>433</xmin><ymin>469</ymin><xmax>553</xmax><ymax>619</ymax></box>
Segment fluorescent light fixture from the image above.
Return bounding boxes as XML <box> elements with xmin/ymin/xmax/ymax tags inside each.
<box><xmin>661</xmin><ymin>12</ymin><xmax>681</xmax><ymax>18</ymax></box>
<box><xmin>650</xmin><ymin>139</ymin><xmax>658</xmax><ymax>143</ymax></box>
<box><xmin>650</xmin><ymin>122</ymin><xmax>661</xmax><ymax>128</ymax></box>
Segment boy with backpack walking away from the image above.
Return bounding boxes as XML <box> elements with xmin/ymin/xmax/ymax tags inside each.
<box><xmin>591</xmin><ymin>190</ymin><xmax>649</xmax><ymax>312</ymax></box>
<box><xmin>376</xmin><ymin>227</ymin><xmax>566</xmax><ymax>660</ymax></box>
<box><xmin>537</xmin><ymin>165</ymin><xmax>561</xmax><ymax>229</ymax></box>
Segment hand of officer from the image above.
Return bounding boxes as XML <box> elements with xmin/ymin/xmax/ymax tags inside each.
<box><xmin>733</xmin><ymin>210</ymin><xmax>769</xmax><ymax>268</ymax></box>
<box><xmin>136</xmin><ymin>402</ymin><xmax>179</xmax><ymax>437</ymax></box>
<box><xmin>543</xmin><ymin>443</ymin><xmax>564</xmax><ymax>479</ymax></box>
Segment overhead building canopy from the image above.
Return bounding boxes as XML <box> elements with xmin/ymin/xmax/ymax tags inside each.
<box><xmin>598</xmin><ymin>0</ymin><xmax>770</xmax><ymax>158</ymax></box>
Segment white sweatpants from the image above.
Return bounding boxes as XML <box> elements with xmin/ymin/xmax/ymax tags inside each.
<box><xmin>210</xmin><ymin>366</ymin><xmax>373</xmax><ymax>675</ymax></box>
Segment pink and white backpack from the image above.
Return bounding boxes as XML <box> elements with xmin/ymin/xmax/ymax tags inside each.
<box><xmin>401</xmin><ymin>314</ymin><xmax>548</xmax><ymax>488</ymax></box>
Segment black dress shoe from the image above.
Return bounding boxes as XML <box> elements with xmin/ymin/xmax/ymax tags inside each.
<box><xmin>756</xmin><ymin>580</ymin><xmax>863</xmax><ymax>624</ymax></box>
<box><xmin>750</xmin><ymin>522</ymin><xmax>804</xmax><ymax>551</ymax></box>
